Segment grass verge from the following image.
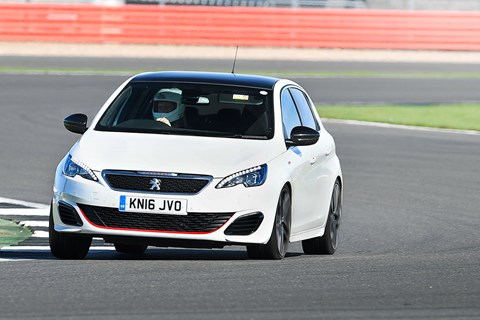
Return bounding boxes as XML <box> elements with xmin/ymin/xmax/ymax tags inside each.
<box><xmin>2</xmin><ymin>66</ymin><xmax>479</xmax><ymax>131</ymax></box>
<box><xmin>317</xmin><ymin>104</ymin><xmax>480</xmax><ymax>131</ymax></box>
<box><xmin>0</xmin><ymin>218</ymin><xmax>33</xmax><ymax>248</ymax></box>
<box><xmin>3</xmin><ymin>66</ymin><xmax>480</xmax><ymax>79</ymax></box>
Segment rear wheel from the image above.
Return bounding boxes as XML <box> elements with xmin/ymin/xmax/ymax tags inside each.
<box><xmin>247</xmin><ymin>185</ymin><xmax>291</xmax><ymax>260</ymax></box>
<box><xmin>302</xmin><ymin>180</ymin><xmax>342</xmax><ymax>255</ymax></box>
<box><xmin>114</xmin><ymin>243</ymin><xmax>148</xmax><ymax>254</ymax></box>
<box><xmin>49</xmin><ymin>205</ymin><xmax>92</xmax><ymax>259</ymax></box>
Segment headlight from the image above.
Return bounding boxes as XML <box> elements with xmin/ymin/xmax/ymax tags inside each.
<box><xmin>63</xmin><ymin>155</ymin><xmax>98</xmax><ymax>181</ymax></box>
<box><xmin>216</xmin><ymin>164</ymin><xmax>267</xmax><ymax>189</ymax></box>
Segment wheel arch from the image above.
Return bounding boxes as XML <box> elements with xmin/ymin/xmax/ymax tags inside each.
<box><xmin>283</xmin><ymin>181</ymin><xmax>292</xmax><ymax>195</ymax></box>
<box><xmin>336</xmin><ymin>175</ymin><xmax>343</xmax><ymax>191</ymax></box>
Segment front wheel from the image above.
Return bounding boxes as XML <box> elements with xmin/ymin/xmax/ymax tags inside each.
<box><xmin>49</xmin><ymin>205</ymin><xmax>92</xmax><ymax>259</ymax></box>
<box><xmin>302</xmin><ymin>180</ymin><xmax>342</xmax><ymax>255</ymax></box>
<box><xmin>247</xmin><ymin>185</ymin><xmax>291</xmax><ymax>260</ymax></box>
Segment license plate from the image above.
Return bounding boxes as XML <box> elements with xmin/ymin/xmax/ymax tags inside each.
<box><xmin>119</xmin><ymin>195</ymin><xmax>187</xmax><ymax>215</ymax></box>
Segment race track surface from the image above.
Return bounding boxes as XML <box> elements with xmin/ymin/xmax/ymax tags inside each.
<box><xmin>4</xmin><ymin>56</ymin><xmax>480</xmax><ymax>104</ymax></box>
<box><xmin>0</xmin><ymin>58</ymin><xmax>479</xmax><ymax>319</ymax></box>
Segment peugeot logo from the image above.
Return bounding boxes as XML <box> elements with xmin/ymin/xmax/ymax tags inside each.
<box><xmin>149</xmin><ymin>178</ymin><xmax>161</xmax><ymax>191</ymax></box>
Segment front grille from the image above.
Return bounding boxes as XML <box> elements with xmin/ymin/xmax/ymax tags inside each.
<box><xmin>224</xmin><ymin>212</ymin><xmax>264</xmax><ymax>235</ymax></box>
<box><xmin>58</xmin><ymin>201</ymin><xmax>83</xmax><ymax>226</ymax></box>
<box><xmin>78</xmin><ymin>204</ymin><xmax>233</xmax><ymax>233</ymax></box>
<box><xmin>103</xmin><ymin>171</ymin><xmax>211</xmax><ymax>194</ymax></box>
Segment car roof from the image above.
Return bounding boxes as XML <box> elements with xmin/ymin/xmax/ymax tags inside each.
<box><xmin>130</xmin><ymin>71</ymin><xmax>280</xmax><ymax>90</ymax></box>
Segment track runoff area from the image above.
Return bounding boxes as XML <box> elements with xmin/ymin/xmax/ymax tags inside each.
<box><xmin>0</xmin><ymin>197</ymin><xmax>114</xmax><ymax>262</ymax></box>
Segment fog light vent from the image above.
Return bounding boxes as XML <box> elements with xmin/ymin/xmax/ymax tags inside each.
<box><xmin>224</xmin><ymin>212</ymin><xmax>264</xmax><ymax>236</ymax></box>
<box><xmin>58</xmin><ymin>201</ymin><xmax>83</xmax><ymax>227</ymax></box>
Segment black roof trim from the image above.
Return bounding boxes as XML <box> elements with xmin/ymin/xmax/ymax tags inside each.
<box><xmin>130</xmin><ymin>71</ymin><xmax>279</xmax><ymax>89</ymax></box>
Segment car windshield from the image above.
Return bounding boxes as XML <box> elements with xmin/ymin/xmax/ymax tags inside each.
<box><xmin>95</xmin><ymin>82</ymin><xmax>274</xmax><ymax>140</ymax></box>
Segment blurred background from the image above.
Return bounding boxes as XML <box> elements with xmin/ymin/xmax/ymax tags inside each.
<box><xmin>2</xmin><ymin>0</ymin><xmax>480</xmax><ymax>10</ymax></box>
<box><xmin>1</xmin><ymin>2</ymin><xmax>480</xmax><ymax>319</ymax></box>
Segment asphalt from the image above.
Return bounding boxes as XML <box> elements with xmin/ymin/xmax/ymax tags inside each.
<box><xmin>4</xmin><ymin>56</ymin><xmax>480</xmax><ymax>106</ymax></box>
<box><xmin>0</xmin><ymin>58</ymin><xmax>479</xmax><ymax>319</ymax></box>
<box><xmin>4</xmin><ymin>55</ymin><xmax>480</xmax><ymax>73</ymax></box>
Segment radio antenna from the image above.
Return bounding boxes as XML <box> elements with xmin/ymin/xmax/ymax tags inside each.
<box><xmin>231</xmin><ymin>46</ymin><xmax>239</xmax><ymax>74</ymax></box>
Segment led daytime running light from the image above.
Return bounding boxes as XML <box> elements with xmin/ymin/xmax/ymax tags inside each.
<box><xmin>71</xmin><ymin>157</ymin><xmax>98</xmax><ymax>181</ymax></box>
<box><xmin>216</xmin><ymin>164</ymin><xmax>267</xmax><ymax>189</ymax></box>
<box><xmin>64</xmin><ymin>155</ymin><xmax>98</xmax><ymax>181</ymax></box>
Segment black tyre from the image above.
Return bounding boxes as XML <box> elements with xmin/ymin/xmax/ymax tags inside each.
<box><xmin>302</xmin><ymin>180</ymin><xmax>342</xmax><ymax>255</ymax></box>
<box><xmin>114</xmin><ymin>243</ymin><xmax>148</xmax><ymax>254</ymax></box>
<box><xmin>49</xmin><ymin>205</ymin><xmax>92</xmax><ymax>259</ymax></box>
<box><xmin>247</xmin><ymin>185</ymin><xmax>291</xmax><ymax>260</ymax></box>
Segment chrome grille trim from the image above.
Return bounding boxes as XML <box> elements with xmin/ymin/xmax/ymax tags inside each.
<box><xmin>102</xmin><ymin>170</ymin><xmax>213</xmax><ymax>195</ymax></box>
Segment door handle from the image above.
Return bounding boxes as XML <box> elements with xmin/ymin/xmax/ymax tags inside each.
<box><xmin>310</xmin><ymin>156</ymin><xmax>317</xmax><ymax>165</ymax></box>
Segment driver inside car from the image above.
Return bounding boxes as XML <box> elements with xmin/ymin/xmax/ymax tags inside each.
<box><xmin>152</xmin><ymin>88</ymin><xmax>185</xmax><ymax>128</ymax></box>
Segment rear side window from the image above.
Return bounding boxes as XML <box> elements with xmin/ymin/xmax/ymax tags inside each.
<box><xmin>289</xmin><ymin>88</ymin><xmax>319</xmax><ymax>131</ymax></box>
<box><xmin>280</xmin><ymin>89</ymin><xmax>302</xmax><ymax>139</ymax></box>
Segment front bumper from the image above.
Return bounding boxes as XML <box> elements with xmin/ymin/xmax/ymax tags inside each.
<box><xmin>52</xmin><ymin>163</ymin><xmax>280</xmax><ymax>246</ymax></box>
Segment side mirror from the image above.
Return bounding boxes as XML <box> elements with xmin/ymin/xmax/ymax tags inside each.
<box><xmin>64</xmin><ymin>113</ymin><xmax>88</xmax><ymax>134</ymax></box>
<box><xmin>286</xmin><ymin>126</ymin><xmax>320</xmax><ymax>147</ymax></box>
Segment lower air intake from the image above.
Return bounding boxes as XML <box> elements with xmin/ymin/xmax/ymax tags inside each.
<box><xmin>224</xmin><ymin>212</ymin><xmax>264</xmax><ymax>236</ymax></box>
<box><xmin>78</xmin><ymin>204</ymin><xmax>233</xmax><ymax>233</ymax></box>
<box><xmin>58</xmin><ymin>201</ymin><xmax>83</xmax><ymax>226</ymax></box>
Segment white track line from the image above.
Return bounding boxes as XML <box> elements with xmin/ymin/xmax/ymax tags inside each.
<box><xmin>1</xmin><ymin>246</ymin><xmax>115</xmax><ymax>261</ymax></box>
<box><xmin>0</xmin><ymin>197</ymin><xmax>48</xmax><ymax>209</ymax></box>
<box><xmin>21</xmin><ymin>221</ymin><xmax>49</xmax><ymax>227</ymax></box>
<box><xmin>2</xmin><ymin>246</ymin><xmax>115</xmax><ymax>251</ymax></box>
<box><xmin>1</xmin><ymin>246</ymin><xmax>114</xmax><ymax>251</ymax></box>
<box><xmin>0</xmin><ymin>259</ymin><xmax>33</xmax><ymax>262</ymax></box>
<box><xmin>0</xmin><ymin>246</ymin><xmax>51</xmax><ymax>251</ymax></box>
<box><xmin>0</xmin><ymin>208</ymin><xmax>49</xmax><ymax>216</ymax></box>
<box><xmin>30</xmin><ymin>231</ymin><xmax>49</xmax><ymax>238</ymax></box>
<box><xmin>323</xmin><ymin>118</ymin><xmax>480</xmax><ymax>136</ymax></box>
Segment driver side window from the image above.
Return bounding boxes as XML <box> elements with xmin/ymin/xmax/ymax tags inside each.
<box><xmin>289</xmin><ymin>88</ymin><xmax>319</xmax><ymax>131</ymax></box>
<box><xmin>280</xmin><ymin>89</ymin><xmax>302</xmax><ymax>140</ymax></box>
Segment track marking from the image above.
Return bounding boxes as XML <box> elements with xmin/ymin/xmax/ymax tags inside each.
<box><xmin>0</xmin><ymin>259</ymin><xmax>33</xmax><ymax>262</ymax></box>
<box><xmin>0</xmin><ymin>246</ymin><xmax>115</xmax><ymax>262</ymax></box>
<box><xmin>31</xmin><ymin>231</ymin><xmax>49</xmax><ymax>238</ymax></box>
<box><xmin>21</xmin><ymin>221</ymin><xmax>49</xmax><ymax>227</ymax></box>
<box><xmin>0</xmin><ymin>199</ymin><xmax>112</xmax><ymax>260</ymax></box>
<box><xmin>0</xmin><ymin>211</ymin><xmax>48</xmax><ymax>216</ymax></box>
<box><xmin>1</xmin><ymin>246</ymin><xmax>114</xmax><ymax>251</ymax></box>
<box><xmin>323</xmin><ymin>118</ymin><xmax>480</xmax><ymax>136</ymax></box>
<box><xmin>0</xmin><ymin>209</ymin><xmax>49</xmax><ymax>216</ymax></box>
<box><xmin>0</xmin><ymin>197</ymin><xmax>48</xmax><ymax>209</ymax></box>
<box><xmin>0</xmin><ymin>199</ymin><xmax>50</xmax><ymax>247</ymax></box>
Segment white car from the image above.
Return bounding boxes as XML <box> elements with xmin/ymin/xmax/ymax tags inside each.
<box><xmin>50</xmin><ymin>71</ymin><xmax>343</xmax><ymax>260</ymax></box>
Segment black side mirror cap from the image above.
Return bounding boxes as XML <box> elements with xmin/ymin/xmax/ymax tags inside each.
<box><xmin>286</xmin><ymin>126</ymin><xmax>320</xmax><ymax>147</ymax></box>
<box><xmin>64</xmin><ymin>113</ymin><xmax>88</xmax><ymax>134</ymax></box>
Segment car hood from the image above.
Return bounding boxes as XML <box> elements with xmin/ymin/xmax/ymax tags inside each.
<box><xmin>70</xmin><ymin>131</ymin><xmax>281</xmax><ymax>178</ymax></box>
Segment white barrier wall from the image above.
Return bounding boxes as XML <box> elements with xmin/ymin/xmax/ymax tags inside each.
<box><xmin>368</xmin><ymin>0</ymin><xmax>480</xmax><ymax>10</ymax></box>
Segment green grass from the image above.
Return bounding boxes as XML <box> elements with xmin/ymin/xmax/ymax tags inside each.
<box><xmin>0</xmin><ymin>218</ymin><xmax>32</xmax><ymax>248</ymax></box>
<box><xmin>0</xmin><ymin>66</ymin><xmax>136</xmax><ymax>75</ymax></box>
<box><xmin>3</xmin><ymin>66</ymin><xmax>480</xmax><ymax>79</ymax></box>
<box><xmin>317</xmin><ymin>104</ymin><xmax>480</xmax><ymax>131</ymax></box>
<box><xmin>1</xmin><ymin>66</ymin><xmax>479</xmax><ymax>131</ymax></box>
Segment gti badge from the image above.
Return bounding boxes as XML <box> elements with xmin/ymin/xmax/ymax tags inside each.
<box><xmin>149</xmin><ymin>178</ymin><xmax>161</xmax><ymax>191</ymax></box>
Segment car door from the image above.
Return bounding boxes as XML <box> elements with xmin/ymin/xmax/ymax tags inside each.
<box><xmin>281</xmin><ymin>87</ymin><xmax>333</xmax><ymax>234</ymax></box>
